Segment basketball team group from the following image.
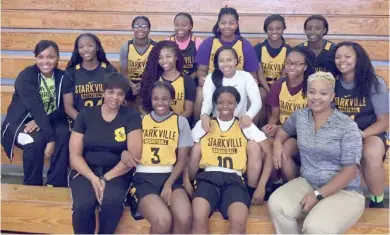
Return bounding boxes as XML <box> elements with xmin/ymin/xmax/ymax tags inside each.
<box><xmin>1</xmin><ymin>6</ymin><xmax>389</xmax><ymax>234</ymax></box>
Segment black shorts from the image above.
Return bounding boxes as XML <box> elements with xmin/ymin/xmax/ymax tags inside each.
<box><xmin>193</xmin><ymin>171</ymin><xmax>250</xmax><ymax>220</ymax></box>
<box><xmin>129</xmin><ymin>172</ymin><xmax>183</xmax><ymax>207</ymax></box>
<box><xmin>377</xmin><ymin>132</ymin><xmax>389</xmax><ymax>160</ymax></box>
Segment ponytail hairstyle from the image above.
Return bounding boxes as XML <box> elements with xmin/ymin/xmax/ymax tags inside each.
<box><xmin>263</xmin><ymin>14</ymin><xmax>286</xmax><ymax>32</ymax></box>
<box><xmin>212</xmin><ymin>85</ymin><xmax>241</xmax><ymax>105</ymax></box>
<box><xmin>212</xmin><ymin>6</ymin><xmax>241</xmax><ymax>37</ymax></box>
<box><xmin>286</xmin><ymin>46</ymin><xmax>316</xmax><ymax>98</ymax></box>
<box><xmin>174</xmin><ymin>12</ymin><xmax>194</xmax><ymax>32</ymax></box>
<box><xmin>66</xmin><ymin>33</ymin><xmax>111</xmax><ymax>69</ymax></box>
<box><xmin>140</xmin><ymin>40</ymin><xmax>184</xmax><ymax>112</ymax></box>
<box><xmin>211</xmin><ymin>46</ymin><xmax>239</xmax><ymax>88</ymax></box>
<box><xmin>144</xmin><ymin>81</ymin><xmax>176</xmax><ymax>113</ymax></box>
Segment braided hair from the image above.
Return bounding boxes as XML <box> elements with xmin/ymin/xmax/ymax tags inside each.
<box><xmin>174</xmin><ymin>12</ymin><xmax>194</xmax><ymax>32</ymax></box>
<box><xmin>212</xmin><ymin>7</ymin><xmax>241</xmax><ymax>37</ymax></box>
<box><xmin>286</xmin><ymin>46</ymin><xmax>316</xmax><ymax>98</ymax></box>
<box><xmin>139</xmin><ymin>40</ymin><xmax>184</xmax><ymax>112</ymax></box>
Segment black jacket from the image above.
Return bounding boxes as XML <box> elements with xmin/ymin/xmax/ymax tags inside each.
<box><xmin>1</xmin><ymin>65</ymin><xmax>67</xmax><ymax>160</ymax></box>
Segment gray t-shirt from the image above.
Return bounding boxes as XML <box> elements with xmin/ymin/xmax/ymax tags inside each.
<box><xmin>283</xmin><ymin>108</ymin><xmax>362</xmax><ymax>193</ymax></box>
<box><xmin>339</xmin><ymin>77</ymin><xmax>389</xmax><ymax>115</ymax></box>
<box><xmin>148</xmin><ymin>111</ymin><xmax>194</xmax><ymax>148</ymax></box>
<box><xmin>119</xmin><ymin>41</ymin><xmax>149</xmax><ymax>71</ymax></box>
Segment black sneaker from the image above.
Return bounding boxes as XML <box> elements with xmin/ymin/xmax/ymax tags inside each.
<box><xmin>369</xmin><ymin>200</ymin><xmax>385</xmax><ymax>208</ymax></box>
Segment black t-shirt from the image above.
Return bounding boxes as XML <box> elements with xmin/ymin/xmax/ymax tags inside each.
<box><xmin>63</xmin><ymin>62</ymin><xmax>117</xmax><ymax>112</ymax></box>
<box><xmin>73</xmin><ymin>105</ymin><xmax>142</xmax><ymax>168</ymax></box>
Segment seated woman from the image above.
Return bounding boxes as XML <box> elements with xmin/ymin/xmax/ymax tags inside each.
<box><xmin>1</xmin><ymin>40</ymin><xmax>70</xmax><ymax>187</ymax></box>
<box><xmin>268</xmin><ymin>72</ymin><xmax>365</xmax><ymax>234</ymax></box>
<box><xmin>68</xmin><ymin>72</ymin><xmax>142</xmax><ymax>234</ymax></box>
<box><xmin>139</xmin><ymin>40</ymin><xmax>196</xmax><ymax>119</ymax></box>
<box><xmin>63</xmin><ymin>33</ymin><xmax>117</xmax><ymax>122</ymax></box>
<box><xmin>263</xmin><ymin>46</ymin><xmax>315</xmax><ymax>182</ymax></box>
<box><xmin>189</xmin><ymin>86</ymin><xmax>271</xmax><ymax>234</ymax></box>
<box><xmin>333</xmin><ymin>41</ymin><xmax>389</xmax><ymax>208</ymax></box>
<box><xmin>200</xmin><ymin>46</ymin><xmax>262</xmax><ymax>196</ymax></box>
<box><xmin>129</xmin><ymin>81</ymin><xmax>193</xmax><ymax>233</ymax></box>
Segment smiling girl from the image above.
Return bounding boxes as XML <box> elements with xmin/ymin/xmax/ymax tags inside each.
<box><xmin>193</xmin><ymin>6</ymin><xmax>259</xmax><ymax>120</ymax></box>
<box><xmin>298</xmin><ymin>15</ymin><xmax>336</xmax><ymax>72</ymax></box>
<box><xmin>129</xmin><ymin>81</ymin><xmax>193</xmax><ymax>233</ymax></box>
<box><xmin>63</xmin><ymin>33</ymin><xmax>117</xmax><ymax>122</ymax></box>
<box><xmin>140</xmin><ymin>40</ymin><xmax>196</xmax><ymax>119</ymax></box>
<box><xmin>169</xmin><ymin>12</ymin><xmax>203</xmax><ymax>78</ymax></box>
<box><xmin>120</xmin><ymin>16</ymin><xmax>156</xmax><ymax>108</ymax></box>
<box><xmin>332</xmin><ymin>42</ymin><xmax>389</xmax><ymax>208</ymax></box>
<box><xmin>2</xmin><ymin>40</ymin><xmax>70</xmax><ymax>187</ymax></box>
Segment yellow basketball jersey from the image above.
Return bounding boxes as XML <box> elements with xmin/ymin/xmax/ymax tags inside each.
<box><xmin>160</xmin><ymin>76</ymin><xmax>185</xmax><ymax>114</ymax></box>
<box><xmin>200</xmin><ymin>118</ymin><xmax>248</xmax><ymax>173</ymax></box>
<box><xmin>261</xmin><ymin>46</ymin><xmax>287</xmax><ymax>85</ymax></box>
<box><xmin>279</xmin><ymin>81</ymin><xmax>307</xmax><ymax>124</ymax></box>
<box><xmin>127</xmin><ymin>40</ymin><xmax>154</xmax><ymax>83</ymax></box>
<box><xmin>208</xmin><ymin>38</ymin><xmax>244</xmax><ymax>73</ymax></box>
<box><xmin>141</xmin><ymin>113</ymin><xmax>179</xmax><ymax>166</ymax></box>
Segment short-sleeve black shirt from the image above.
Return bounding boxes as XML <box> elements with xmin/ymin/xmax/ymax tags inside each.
<box><xmin>73</xmin><ymin>105</ymin><xmax>142</xmax><ymax>168</ymax></box>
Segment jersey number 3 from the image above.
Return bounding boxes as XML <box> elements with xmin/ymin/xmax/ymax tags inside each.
<box><xmin>151</xmin><ymin>147</ymin><xmax>161</xmax><ymax>164</ymax></box>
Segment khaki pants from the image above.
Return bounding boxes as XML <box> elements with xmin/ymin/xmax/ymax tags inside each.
<box><xmin>268</xmin><ymin>177</ymin><xmax>365</xmax><ymax>234</ymax></box>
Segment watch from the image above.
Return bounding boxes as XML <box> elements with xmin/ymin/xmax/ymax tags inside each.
<box><xmin>314</xmin><ymin>190</ymin><xmax>324</xmax><ymax>201</ymax></box>
<box><xmin>100</xmin><ymin>175</ymin><xmax>109</xmax><ymax>183</ymax></box>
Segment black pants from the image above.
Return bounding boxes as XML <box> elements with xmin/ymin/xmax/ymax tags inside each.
<box><xmin>16</xmin><ymin>120</ymin><xmax>70</xmax><ymax>186</ymax></box>
<box><xmin>69</xmin><ymin>168</ymin><xmax>133</xmax><ymax>234</ymax></box>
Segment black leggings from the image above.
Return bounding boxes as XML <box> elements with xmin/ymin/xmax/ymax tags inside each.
<box><xmin>69</xmin><ymin>168</ymin><xmax>133</xmax><ymax>234</ymax></box>
<box><xmin>16</xmin><ymin>120</ymin><xmax>70</xmax><ymax>186</ymax></box>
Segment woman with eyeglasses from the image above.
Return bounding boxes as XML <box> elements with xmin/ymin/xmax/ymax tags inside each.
<box><xmin>263</xmin><ymin>47</ymin><xmax>315</xmax><ymax>182</ymax></box>
<box><xmin>119</xmin><ymin>16</ymin><xmax>156</xmax><ymax>111</ymax></box>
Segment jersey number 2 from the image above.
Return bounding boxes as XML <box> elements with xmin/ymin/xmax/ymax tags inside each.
<box><xmin>84</xmin><ymin>99</ymin><xmax>103</xmax><ymax>107</ymax></box>
<box><xmin>217</xmin><ymin>156</ymin><xmax>233</xmax><ymax>169</ymax></box>
<box><xmin>151</xmin><ymin>147</ymin><xmax>161</xmax><ymax>164</ymax></box>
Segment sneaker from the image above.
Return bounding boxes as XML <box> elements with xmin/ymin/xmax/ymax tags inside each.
<box><xmin>369</xmin><ymin>200</ymin><xmax>385</xmax><ymax>208</ymax></box>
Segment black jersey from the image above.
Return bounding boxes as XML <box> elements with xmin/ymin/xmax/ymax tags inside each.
<box><xmin>170</xmin><ymin>34</ymin><xmax>197</xmax><ymax>75</ymax></box>
<box><xmin>298</xmin><ymin>40</ymin><xmax>336</xmax><ymax>72</ymax></box>
<box><xmin>334</xmin><ymin>79</ymin><xmax>376</xmax><ymax>130</ymax></box>
<box><xmin>63</xmin><ymin>62</ymin><xmax>117</xmax><ymax>112</ymax></box>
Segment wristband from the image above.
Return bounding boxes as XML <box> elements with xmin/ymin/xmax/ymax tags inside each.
<box><xmin>100</xmin><ymin>175</ymin><xmax>109</xmax><ymax>183</ymax></box>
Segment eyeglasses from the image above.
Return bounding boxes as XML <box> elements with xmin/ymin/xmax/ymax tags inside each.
<box><xmin>285</xmin><ymin>61</ymin><xmax>305</xmax><ymax>68</ymax></box>
<box><xmin>133</xmin><ymin>25</ymin><xmax>149</xmax><ymax>30</ymax></box>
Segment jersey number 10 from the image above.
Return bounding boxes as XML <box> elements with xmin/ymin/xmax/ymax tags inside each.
<box><xmin>217</xmin><ymin>156</ymin><xmax>233</xmax><ymax>169</ymax></box>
